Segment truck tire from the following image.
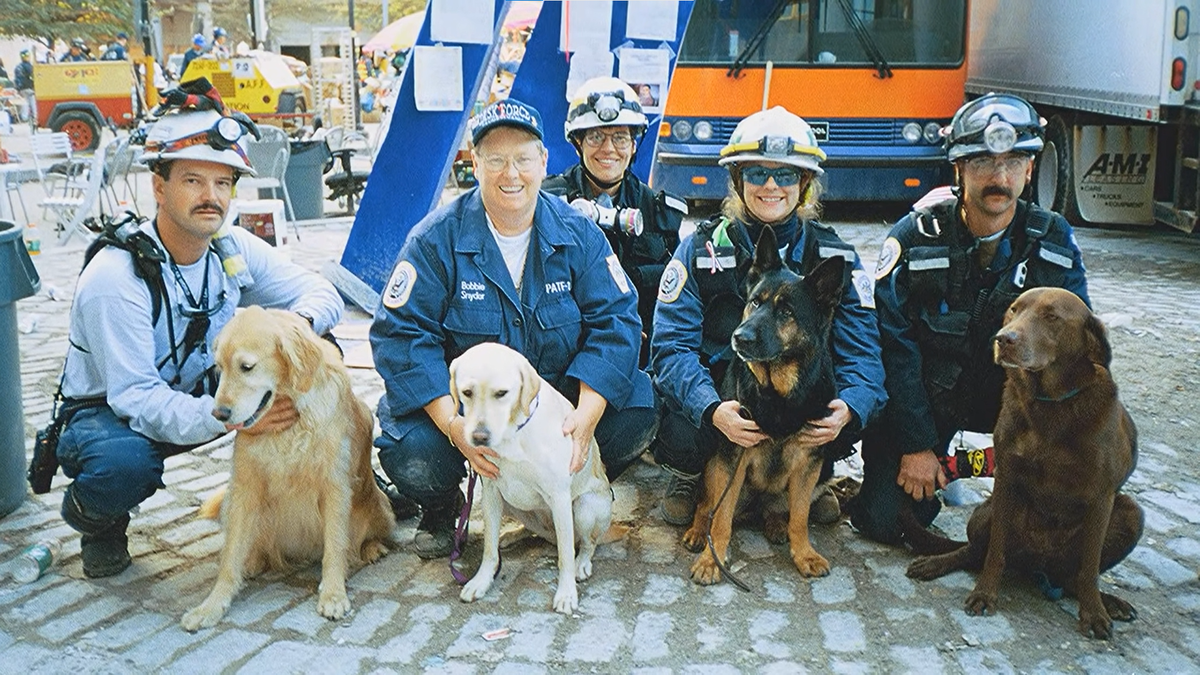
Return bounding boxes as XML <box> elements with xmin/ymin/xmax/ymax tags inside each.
<box><xmin>1035</xmin><ymin>115</ymin><xmax>1083</xmax><ymax>225</ymax></box>
<box><xmin>54</xmin><ymin>111</ymin><xmax>101</xmax><ymax>152</ymax></box>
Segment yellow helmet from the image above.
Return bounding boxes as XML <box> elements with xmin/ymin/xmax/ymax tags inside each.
<box><xmin>719</xmin><ymin>107</ymin><xmax>826</xmax><ymax>175</ymax></box>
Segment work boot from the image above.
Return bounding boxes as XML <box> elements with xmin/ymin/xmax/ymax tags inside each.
<box><xmin>80</xmin><ymin>514</ymin><xmax>132</xmax><ymax>578</ymax></box>
<box><xmin>374</xmin><ymin>471</ymin><xmax>421</xmax><ymax>521</ymax></box>
<box><xmin>661</xmin><ymin>470</ymin><xmax>701</xmax><ymax>526</ymax></box>
<box><xmin>809</xmin><ymin>484</ymin><xmax>842</xmax><ymax>525</ymax></box>
<box><xmin>413</xmin><ymin>491</ymin><xmax>464</xmax><ymax>560</ymax></box>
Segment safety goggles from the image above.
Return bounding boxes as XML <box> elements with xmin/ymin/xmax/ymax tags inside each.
<box><xmin>952</xmin><ymin>95</ymin><xmax>1043</xmax><ymax>154</ymax></box>
<box><xmin>741</xmin><ymin>165</ymin><xmax>805</xmax><ymax>187</ymax></box>
<box><xmin>178</xmin><ymin>289</ymin><xmax>227</xmax><ymax>319</ymax></box>
<box><xmin>144</xmin><ymin>115</ymin><xmax>252</xmax><ymax>165</ymax></box>
<box><xmin>581</xmin><ymin>128</ymin><xmax>634</xmax><ymax>150</ymax></box>
<box><xmin>568</xmin><ymin>91</ymin><xmax>643</xmax><ymax>124</ymax></box>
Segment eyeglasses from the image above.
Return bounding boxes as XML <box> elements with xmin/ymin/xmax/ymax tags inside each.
<box><xmin>741</xmin><ymin>165</ymin><xmax>805</xmax><ymax>187</ymax></box>
<box><xmin>178</xmin><ymin>289</ymin><xmax>227</xmax><ymax>318</ymax></box>
<box><xmin>478</xmin><ymin>153</ymin><xmax>541</xmax><ymax>173</ymax></box>
<box><xmin>964</xmin><ymin>154</ymin><xmax>1030</xmax><ymax>175</ymax></box>
<box><xmin>582</xmin><ymin>129</ymin><xmax>634</xmax><ymax>150</ymax></box>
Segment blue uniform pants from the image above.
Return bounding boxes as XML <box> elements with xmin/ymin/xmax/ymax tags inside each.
<box><xmin>651</xmin><ymin>403</ymin><xmax>722</xmax><ymax>477</ymax></box>
<box><xmin>847</xmin><ymin>428</ymin><xmax>947</xmax><ymax>545</ymax></box>
<box><xmin>57</xmin><ymin>406</ymin><xmax>196</xmax><ymax>529</ymax></box>
<box><xmin>376</xmin><ymin>404</ymin><xmax>658</xmax><ymax>507</ymax></box>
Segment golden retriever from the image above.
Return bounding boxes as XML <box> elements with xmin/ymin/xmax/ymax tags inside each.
<box><xmin>180</xmin><ymin>307</ymin><xmax>395</xmax><ymax>632</ymax></box>
<box><xmin>449</xmin><ymin>342</ymin><xmax>613</xmax><ymax>614</ymax></box>
<box><xmin>907</xmin><ymin>288</ymin><xmax>1143</xmax><ymax>639</ymax></box>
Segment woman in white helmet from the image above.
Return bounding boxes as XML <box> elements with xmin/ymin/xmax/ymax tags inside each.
<box><xmin>543</xmin><ymin>76</ymin><xmax>686</xmax><ymax>366</ymax></box>
<box><xmin>649</xmin><ymin>106</ymin><xmax>886</xmax><ymax>530</ymax></box>
<box><xmin>48</xmin><ymin>99</ymin><xmax>344</xmax><ymax>578</ymax></box>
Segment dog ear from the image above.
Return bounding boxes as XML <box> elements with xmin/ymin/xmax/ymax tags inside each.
<box><xmin>1084</xmin><ymin>312</ymin><xmax>1112</xmax><ymax>368</ymax></box>
<box><xmin>518</xmin><ymin>357</ymin><xmax>541</xmax><ymax>418</ymax></box>
<box><xmin>744</xmin><ymin>227</ymin><xmax>782</xmax><ymax>294</ymax></box>
<box><xmin>278</xmin><ymin>321</ymin><xmax>323</xmax><ymax>393</ymax></box>
<box><xmin>448</xmin><ymin>358</ymin><xmax>461</xmax><ymax>413</ymax></box>
<box><xmin>804</xmin><ymin>256</ymin><xmax>847</xmax><ymax>316</ymax></box>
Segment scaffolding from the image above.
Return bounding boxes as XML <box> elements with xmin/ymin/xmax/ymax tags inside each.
<box><xmin>310</xmin><ymin>27</ymin><xmax>357</xmax><ymax>133</ymax></box>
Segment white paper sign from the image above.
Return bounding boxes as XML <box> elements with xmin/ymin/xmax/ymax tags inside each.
<box><xmin>413</xmin><ymin>45</ymin><xmax>464</xmax><ymax>111</ymax></box>
<box><xmin>431</xmin><ymin>0</ymin><xmax>495</xmax><ymax>45</ymax></box>
<box><xmin>565</xmin><ymin>50</ymin><xmax>615</xmax><ymax>101</ymax></box>
<box><xmin>618</xmin><ymin>47</ymin><xmax>671</xmax><ymax>113</ymax></box>
<box><xmin>560</xmin><ymin>1</ymin><xmax>613</xmax><ymax>54</ymax></box>
<box><xmin>232</xmin><ymin>59</ymin><xmax>254</xmax><ymax>79</ymax></box>
<box><xmin>626</xmin><ymin>1</ymin><xmax>679</xmax><ymax>41</ymax></box>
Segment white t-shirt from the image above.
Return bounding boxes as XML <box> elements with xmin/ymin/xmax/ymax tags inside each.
<box><xmin>486</xmin><ymin>214</ymin><xmax>533</xmax><ymax>292</ymax></box>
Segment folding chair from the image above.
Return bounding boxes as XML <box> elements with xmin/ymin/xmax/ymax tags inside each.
<box><xmin>237</xmin><ymin>126</ymin><xmax>297</xmax><ymax>221</ymax></box>
<box><xmin>40</xmin><ymin>141</ymin><xmax>107</xmax><ymax>245</ymax></box>
<box><xmin>99</xmin><ymin>135</ymin><xmax>141</xmax><ymax>217</ymax></box>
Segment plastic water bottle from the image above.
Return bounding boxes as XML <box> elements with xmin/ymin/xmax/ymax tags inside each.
<box><xmin>9</xmin><ymin>540</ymin><xmax>61</xmax><ymax>583</ymax></box>
<box><xmin>24</xmin><ymin>222</ymin><xmax>41</xmax><ymax>256</ymax></box>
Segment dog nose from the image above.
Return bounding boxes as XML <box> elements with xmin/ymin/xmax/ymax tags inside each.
<box><xmin>212</xmin><ymin>406</ymin><xmax>232</xmax><ymax>422</ymax></box>
<box><xmin>994</xmin><ymin>330</ymin><xmax>1017</xmax><ymax>347</ymax></box>
<box><xmin>732</xmin><ymin>325</ymin><xmax>755</xmax><ymax>347</ymax></box>
<box><xmin>471</xmin><ymin>428</ymin><xmax>491</xmax><ymax>447</ymax></box>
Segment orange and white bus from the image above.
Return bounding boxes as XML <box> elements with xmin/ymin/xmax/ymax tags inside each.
<box><xmin>652</xmin><ymin>0</ymin><xmax>967</xmax><ymax>203</ymax></box>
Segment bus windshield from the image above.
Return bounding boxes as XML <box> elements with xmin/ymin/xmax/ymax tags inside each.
<box><xmin>678</xmin><ymin>0</ymin><xmax>966</xmax><ymax>68</ymax></box>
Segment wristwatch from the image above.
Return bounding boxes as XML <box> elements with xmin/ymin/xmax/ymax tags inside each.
<box><xmin>296</xmin><ymin>311</ymin><xmax>315</xmax><ymax>329</ymax></box>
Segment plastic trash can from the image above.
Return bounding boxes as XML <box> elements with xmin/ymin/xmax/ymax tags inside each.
<box><xmin>0</xmin><ymin>219</ymin><xmax>41</xmax><ymax>518</ymax></box>
<box><xmin>281</xmin><ymin>140</ymin><xmax>332</xmax><ymax>221</ymax></box>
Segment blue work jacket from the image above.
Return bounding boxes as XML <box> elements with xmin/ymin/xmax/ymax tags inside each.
<box><xmin>651</xmin><ymin>216</ymin><xmax>886</xmax><ymax>434</ymax></box>
<box><xmin>371</xmin><ymin>189</ymin><xmax>654</xmax><ymax>441</ymax></box>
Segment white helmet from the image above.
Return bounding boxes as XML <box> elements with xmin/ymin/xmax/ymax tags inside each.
<box><xmin>564</xmin><ymin>76</ymin><xmax>649</xmax><ymax>139</ymax></box>
<box><xmin>718</xmin><ymin>106</ymin><xmax>826</xmax><ymax>175</ymax></box>
<box><xmin>140</xmin><ymin>109</ymin><xmax>257</xmax><ymax>175</ymax></box>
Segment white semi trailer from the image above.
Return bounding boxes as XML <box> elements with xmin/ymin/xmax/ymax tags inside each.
<box><xmin>967</xmin><ymin>0</ymin><xmax>1198</xmax><ymax>231</ymax></box>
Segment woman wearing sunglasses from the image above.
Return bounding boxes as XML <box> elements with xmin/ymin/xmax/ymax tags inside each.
<box><xmin>649</xmin><ymin>106</ymin><xmax>886</xmax><ymax>529</ymax></box>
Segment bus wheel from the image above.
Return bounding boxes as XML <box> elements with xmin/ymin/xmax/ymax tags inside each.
<box><xmin>55</xmin><ymin>111</ymin><xmax>101</xmax><ymax>152</ymax></box>
<box><xmin>1035</xmin><ymin>115</ymin><xmax>1083</xmax><ymax>226</ymax></box>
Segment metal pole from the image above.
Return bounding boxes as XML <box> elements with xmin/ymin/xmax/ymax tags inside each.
<box><xmin>349</xmin><ymin>0</ymin><xmax>362</xmax><ymax>129</ymax></box>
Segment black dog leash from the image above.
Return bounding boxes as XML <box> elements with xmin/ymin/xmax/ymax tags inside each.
<box><xmin>705</xmin><ymin>443</ymin><xmax>754</xmax><ymax>593</ymax></box>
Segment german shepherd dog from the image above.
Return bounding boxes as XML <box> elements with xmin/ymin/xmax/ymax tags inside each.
<box><xmin>683</xmin><ymin>227</ymin><xmax>847</xmax><ymax>584</ymax></box>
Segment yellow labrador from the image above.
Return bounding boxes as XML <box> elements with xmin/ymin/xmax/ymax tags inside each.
<box><xmin>450</xmin><ymin>342</ymin><xmax>612</xmax><ymax>614</ymax></box>
<box><xmin>180</xmin><ymin>307</ymin><xmax>395</xmax><ymax>631</ymax></box>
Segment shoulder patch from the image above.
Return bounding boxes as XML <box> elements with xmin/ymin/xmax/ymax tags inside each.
<box><xmin>658</xmin><ymin>259</ymin><xmax>687</xmax><ymax>303</ymax></box>
<box><xmin>851</xmin><ymin>269</ymin><xmax>876</xmax><ymax>309</ymax></box>
<box><xmin>875</xmin><ymin>237</ymin><xmax>902</xmax><ymax>280</ymax></box>
<box><xmin>606</xmin><ymin>254</ymin><xmax>631</xmax><ymax>294</ymax></box>
<box><xmin>382</xmin><ymin>260</ymin><xmax>417</xmax><ymax>309</ymax></box>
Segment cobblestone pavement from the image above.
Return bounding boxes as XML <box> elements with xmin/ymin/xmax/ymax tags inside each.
<box><xmin>3</xmin><ymin>200</ymin><xmax>1200</xmax><ymax>673</ymax></box>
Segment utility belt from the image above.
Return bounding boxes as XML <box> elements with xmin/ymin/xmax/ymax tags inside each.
<box><xmin>29</xmin><ymin>395</ymin><xmax>107</xmax><ymax>494</ymax></box>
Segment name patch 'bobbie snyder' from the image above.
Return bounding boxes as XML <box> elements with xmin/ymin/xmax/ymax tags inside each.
<box><xmin>607</xmin><ymin>254</ymin><xmax>631</xmax><ymax>294</ymax></box>
<box><xmin>875</xmin><ymin>237</ymin><xmax>902</xmax><ymax>280</ymax></box>
<box><xmin>657</xmin><ymin>259</ymin><xmax>687</xmax><ymax>303</ymax></box>
<box><xmin>382</xmin><ymin>261</ymin><xmax>417</xmax><ymax>309</ymax></box>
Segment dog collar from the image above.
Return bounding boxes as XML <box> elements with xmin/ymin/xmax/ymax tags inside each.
<box><xmin>515</xmin><ymin>392</ymin><xmax>540</xmax><ymax>432</ymax></box>
<box><xmin>1034</xmin><ymin>385</ymin><xmax>1083</xmax><ymax>402</ymax></box>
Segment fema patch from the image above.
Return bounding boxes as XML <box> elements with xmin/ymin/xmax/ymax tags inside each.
<box><xmin>657</xmin><ymin>259</ymin><xmax>687</xmax><ymax>303</ymax></box>
<box><xmin>874</xmin><ymin>237</ymin><xmax>902</xmax><ymax>280</ymax></box>
<box><xmin>852</xmin><ymin>269</ymin><xmax>876</xmax><ymax>309</ymax></box>
<box><xmin>606</xmin><ymin>254</ymin><xmax>630</xmax><ymax>294</ymax></box>
<box><xmin>382</xmin><ymin>261</ymin><xmax>417</xmax><ymax>309</ymax></box>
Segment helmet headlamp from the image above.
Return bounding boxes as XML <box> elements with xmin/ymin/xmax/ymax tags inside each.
<box><xmin>593</xmin><ymin>94</ymin><xmax>622</xmax><ymax>123</ymax></box>
<box><xmin>983</xmin><ymin>120</ymin><xmax>1017</xmax><ymax>154</ymax></box>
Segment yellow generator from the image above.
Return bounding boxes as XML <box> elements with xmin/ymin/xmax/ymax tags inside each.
<box><xmin>181</xmin><ymin>51</ymin><xmax>306</xmax><ymax>117</ymax></box>
<box><xmin>33</xmin><ymin>61</ymin><xmax>139</xmax><ymax>151</ymax></box>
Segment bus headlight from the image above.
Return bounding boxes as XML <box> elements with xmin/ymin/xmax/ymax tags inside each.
<box><xmin>693</xmin><ymin>120</ymin><xmax>713</xmax><ymax>141</ymax></box>
<box><xmin>923</xmin><ymin>122</ymin><xmax>942</xmax><ymax>144</ymax></box>
<box><xmin>902</xmin><ymin>122</ymin><xmax>922</xmax><ymax>143</ymax></box>
<box><xmin>673</xmin><ymin>120</ymin><xmax>693</xmax><ymax>141</ymax></box>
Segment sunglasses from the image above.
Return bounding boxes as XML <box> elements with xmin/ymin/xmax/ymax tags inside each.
<box><xmin>741</xmin><ymin>165</ymin><xmax>804</xmax><ymax>187</ymax></box>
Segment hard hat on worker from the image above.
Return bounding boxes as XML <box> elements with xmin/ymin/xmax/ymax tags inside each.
<box><xmin>718</xmin><ymin>106</ymin><xmax>826</xmax><ymax>175</ymax></box>
<box><xmin>564</xmin><ymin>77</ymin><xmax>648</xmax><ymax>139</ymax></box>
<box><xmin>140</xmin><ymin>108</ymin><xmax>257</xmax><ymax>176</ymax></box>
<box><xmin>192</xmin><ymin>34</ymin><xmax>206</xmax><ymax>48</ymax></box>
<box><xmin>944</xmin><ymin>93</ymin><xmax>1045</xmax><ymax>162</ymax></box>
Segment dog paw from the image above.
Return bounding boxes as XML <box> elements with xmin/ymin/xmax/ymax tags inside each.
<box><xmin>689</xmin><ymin>553</ymin><xmax>723</xmax><ymax>586</ymax></box>
<box><xmin>552</xmin><ymin>581</ymin><xmax>578</xmax><ymax>614</ymax></box>
<box><xmin>792</xmin><ymin>550</ymin><xmax>830</xmax><ymax>578</ymax></box>
<box><xmin>1078</xmin><ymin>608</ymin><xmax>1114</xmax><ymax>640</ymax></box>
<box><xmin>1101</xmin><ymin>592</ymin><xmax>1136</xmax><ymax>622</ymax></box>
<box><xmin>906</xmin><ymin>556</ymin><xmax>946</xmax><ymax>580</ymax></box>
<box><xmin>460</xmin><ymin>575</ymin><xmax>493</xmax><ymax>603</ymax></box>
<box><xmin>317</xmin><ymin>589</ymin><xmax>351</xmax><ymax>620</ymax></box>
<box><xmin>180</xmin><ymin>601</ymin><xmax>228</xmax><ymax>632</ymax></box>
<box><xmin>681</xmin><ymin>526</ymin><xmax>707</xmax><ymax>553</ymax></box>
<box><xmin>964</xmin><ymin>590</ymin><xmax>998</xmax><ymax>616</ymax></box>
<box><xmin>575</xmin><ymin>557</ymin><xmax>593</xmax><ymax>581</ymax></box>
<box><xmin>361</xmin><ymin>540</ymin><xmax>389</xmax><ymax>564</ymax></box>
<box><xmin>762</xmin><ymin>513</ymin><xmax>788</xmax><ymax>545</ymax></box>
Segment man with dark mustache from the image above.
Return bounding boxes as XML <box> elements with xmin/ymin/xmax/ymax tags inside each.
<box><xmin>848</xmin><ymin>93</ymin><xmax>1091</xmax><ymax>547</ymax></box>
<box><xmin>46</xmin><ymin>100</ymin><xmax>343</xmax><ymax>577</ymax></box>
